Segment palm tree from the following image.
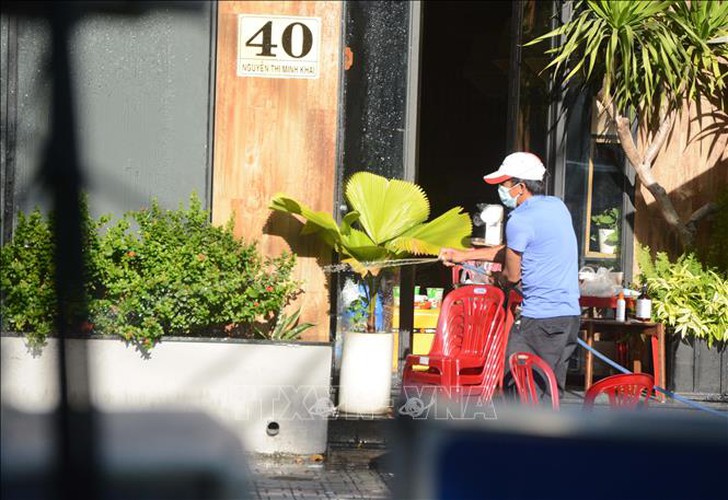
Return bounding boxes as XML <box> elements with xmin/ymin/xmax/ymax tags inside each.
<box><xmin>270</xmin><ymin>171</ymin><xmax>472</xmax><ymax>332</ymax></box>
<box><xmin>528</xmin><ymin>0</ymin><xmax>727</xmax><ymax>248</ymax></box>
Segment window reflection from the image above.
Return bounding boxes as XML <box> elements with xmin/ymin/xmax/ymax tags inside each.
<box><xmin>564</xmin><ymin>93</ymin><xmax>626</xmax><ymax>271</ymax></box>
<box><xmin>586</xmin><ymin>142</ymin><xmax>623</xmax><ymax>258</ymax></box>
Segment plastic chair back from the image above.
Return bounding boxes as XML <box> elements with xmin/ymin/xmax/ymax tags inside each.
<box><xmin>439</xmin><ymin>285</ymin><xmax>507</xmax><ymax>400</ymax></box>
<box><xmin>430</xmin><ymin>285</ymin><xmax>504</xmax><ymax>360</ymax></box>
<box><xmin>451</xmin><ymin>264</ymin><xmax>477</xmax><ymax>286</ymax></box>
<box><xmin>503</xmin><ymin>287</ymin><xmax>521</xmax><ymax>340</ymax></box>
<box><xmin>583</xmin><ymin>373</ymin><xmax>654</xmax><ymax>410</ymax></box>
<box><xmin>493</xmin><ymin>288</ymin><xmax>522</xmax><ymax>391</ymax></box>
<box><xmin>508</xmin><ymin>352</ymin><xmax>560</xmax><ymax>410</ymax></box>
<box><xmin>453</xmin><ymin>303</ymin><xmax>507</xmax><ymax>398</ymax></box>
<box><xmin>451</xmin><ymin>262</ymin><xmax>502</xmax><ymax>287</ymax></box>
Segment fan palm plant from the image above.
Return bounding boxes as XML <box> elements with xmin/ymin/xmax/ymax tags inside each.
<box><xmin>270</xmin><ymin>171</ymin><xmax>472</xmax><ymax>332</ymax></box>
<box><xmin>527</xmin><ymin>0</ymin><xmax>728</xmax><ymax>248</ymax></box>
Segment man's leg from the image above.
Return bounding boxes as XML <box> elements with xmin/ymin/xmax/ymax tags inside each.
<box><xmin>553</xmin><ymin>316</ymin><xmax>580</xmax><ymax>395</ymax></box>
<box><xmin>516</xmin><ymin>316</ymin><xmax>581</xmax><ymax>400</ymax></box>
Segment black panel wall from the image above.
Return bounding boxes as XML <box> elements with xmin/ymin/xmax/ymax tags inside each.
<box><xmin>338</xmin><ymin>0</ymin><xmax>410</xmax><ymax>202</ymax></box>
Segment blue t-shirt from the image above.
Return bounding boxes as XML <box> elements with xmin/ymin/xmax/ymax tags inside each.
<box><xmin>506</xmin><ymin>195</ymin><xmax>580</xmax><ymax>318</ymax></box>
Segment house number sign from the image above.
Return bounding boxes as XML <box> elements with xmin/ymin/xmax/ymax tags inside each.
<box><xmin>237</xmin><ymin>14</ymin><xmax>321</xmax><ymax>79</ymax></box>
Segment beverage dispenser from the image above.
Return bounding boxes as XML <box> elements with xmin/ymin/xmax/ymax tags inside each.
<box><xmin>472</xmin><ymin>204</ymin><xmax>504</xmax><ymax>246</ymax></box>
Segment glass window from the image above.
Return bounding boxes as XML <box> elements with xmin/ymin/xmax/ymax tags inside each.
<box><xmin>564</xmin><ymin>92</ymin><xmax>625</xmax><ymax>272</ymax></box>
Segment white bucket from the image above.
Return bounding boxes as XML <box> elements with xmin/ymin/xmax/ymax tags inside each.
<box><xmin>338</xmin><ymin>332</ymin><xmax>393</xmax><ymax>414</ymax></box>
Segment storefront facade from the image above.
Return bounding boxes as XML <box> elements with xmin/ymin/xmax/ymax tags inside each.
<box><xmin>205</xmin><ymin>0</ymin><xmax>641</xmax><ymax>341</ymax></box>
<box><xmin>2</xmin><ymin>1</ymin><xmax>724</xmax><ymax>347</ymax></box>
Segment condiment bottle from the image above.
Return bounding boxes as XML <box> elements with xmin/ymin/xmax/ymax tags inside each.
<box><xmin>635</xmin><ymin>284</ymin><xmax>652</xmax><ymax>321</ymax></box>
<box><xmin>615</xmin><ymin>290</ymin><xmax>626</xmax><ymax>322</ymax></box>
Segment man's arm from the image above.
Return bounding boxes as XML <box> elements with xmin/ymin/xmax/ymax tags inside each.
<box><xmin>499</xmin><ymin>248</ymin><xmax>522</xmax><ymax>284</ymax></box>
<box><xmin>439</xmin><ymin>245</ymin><xmax>506</xmax><ymax>265</ymax></box>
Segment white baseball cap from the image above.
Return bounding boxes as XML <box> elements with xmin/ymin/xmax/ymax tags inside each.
<box><xmin>483</xmin><ymin>152</ymin><xmax>546</xmax><ymax>184</ymax></box>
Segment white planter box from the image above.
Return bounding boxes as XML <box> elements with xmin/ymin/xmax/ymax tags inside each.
<box><xmin>1</xmin><ymin>335</ymin><xmax>333</xmax><ymax>455</ymax></box>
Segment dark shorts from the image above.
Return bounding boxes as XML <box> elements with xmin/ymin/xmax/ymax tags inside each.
<box><xmin>504</xmin><ymin>315</ymin><xmax>581</xmax><ymax>399</ymax></box>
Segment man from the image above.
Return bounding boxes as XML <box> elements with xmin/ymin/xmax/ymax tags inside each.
<box><xmin>439</xmin><ymin>152</ymin><xmax>580</xmax><ymax>400</ymax></box>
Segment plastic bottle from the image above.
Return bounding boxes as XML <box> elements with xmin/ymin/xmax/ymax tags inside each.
<box><xmin>635</xmin><ymin>284</ymin><xmax>652</xmax><ymax>321</ymax></box>
<box><xmin>615</xmin><ymin>290</ymin><xmax>626</xmax><ymax>322</ymax></box>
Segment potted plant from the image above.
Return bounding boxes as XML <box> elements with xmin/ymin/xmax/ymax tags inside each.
<box><xmin>270</xmin><ymin>171</ymin><xmax>472</xmax><ymax>414</ymax></box>
<box><xmin>0</xmin><ymin>194</ymin><xmax>333</xmax><ymax>455</ymax></box>
<box><xmin>636</xmin><ymin>246</ymin><xmax>727</xmax><ymax>398</ymax></box>
<box><xmin>591</xmin><ymin>207</ymin><xmax>620</xmax><ymax>255</ymax></box>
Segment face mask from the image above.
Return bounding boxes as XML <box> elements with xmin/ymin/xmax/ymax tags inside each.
<box><xmin>498</xmin><ymin>184</ymin><xmax>520</xmax><ymax>209</ymax></box>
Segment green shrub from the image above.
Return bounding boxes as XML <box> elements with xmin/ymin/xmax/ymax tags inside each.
<box><xmin>0</xmin><ymin>199</ymin><xmax>105</xmax><ymax>347</ymax></box>
<box><xmin>636</xmin><ymin>245</ymin><xmax>728</xmax><ymax>347</ymax></box>
<box><xmin>1</xmin><ymin>209</ymin><xmax>57</xmax><ymax>346</ymax></box>
<box><xmin>1</xmin><ymin>194</ymin><xmax>303</xmax><ymax>348</ymax></box>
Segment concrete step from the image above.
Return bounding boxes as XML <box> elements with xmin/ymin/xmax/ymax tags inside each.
<box><xmin>327</xmin><ymin>373</ymin><xmax>400</xmax><ymax>449</ymax></box>
<box><xmin>327</xmin><ymin>412</ymin><xmax>395</xmax><ymax>449</ymax></box>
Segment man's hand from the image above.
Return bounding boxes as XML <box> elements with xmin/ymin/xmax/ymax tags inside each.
<box><xmin>438</xmin><ymin>248</ymin><xmax>465</xmax><ymax>267</ymax></box>
<box><xmin>438</xmin><ymin>248</ymin><xmax>453</xmax><ymax>266</ymax></box>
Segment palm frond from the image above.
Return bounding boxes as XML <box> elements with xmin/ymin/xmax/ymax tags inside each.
<box><xmin>387</xmin><ymin>207</ymin><xmax>472</xmax><ymax>256</ymax></box>
<box><xmin>270</xmin><ymin>173</ymin><xmax>472</xmax><ymax>330</ymax></box>
<box><xmin>526</xmin><ymin>0</ymin><xmax>724</xmax><ymax>120</ymax></box>
<box><xmin>270</xmin><ymin>195</ymin><xmax>343</xmax><ymax>251</ymax></box>
<box><xmin>339</xmin><ymin>227</ymin><xmax>393</xmax><ymax>267</ymax></box>
<box><xmin>345</xmin><ymin>172</ymin><xmax>429</xmax><ymax>244</ymax></box>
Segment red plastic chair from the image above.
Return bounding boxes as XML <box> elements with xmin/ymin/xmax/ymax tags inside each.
<box><xmin>495</xmin><ymin>287</ymin><xmax>522</xmax><ymax>391</ymax></box>
<box><xmin>451</xmin><ymin>264</ymin><xmax>479</xmax><ymax>286</ymax></box>
<box><xmin>454</xmin><ymin>286</ymin><xmax>522</xmax><ymax>397</ymax></box>
<box><xmin>402</xmin><ymin>285</ymin><xmax>506</xmax><ymax>399</ymax></box>
<box><xmin>583</xmin><ymin>373</ymin><xmax>654</xmax><ymax>410</ymax></box>
<box><xmin>508</xmin><ymin>352</ymin><xmax>560</xmax><ymax>410</ymax></box>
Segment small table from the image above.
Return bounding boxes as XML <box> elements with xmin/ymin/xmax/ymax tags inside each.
<box><xmin>392</xmin><ymin>308</ymin><xmax>440</xmax><ymax>371</ymax></box>
<box><xmin>580</xmin><ymin>317</ymin><xmax>666</xmax><ymax>402</ymax></box>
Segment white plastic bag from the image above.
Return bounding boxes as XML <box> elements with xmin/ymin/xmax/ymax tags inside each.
<box><xmin>578</xmin><ymin>266</ymin><xmax>618</xmax><ymax>297</ymax></box>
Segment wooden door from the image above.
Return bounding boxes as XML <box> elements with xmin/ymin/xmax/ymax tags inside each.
<box><xmin>213</xmin><ymin>1</ymin><xmax>342</xmax><ymax>341</ymax></box>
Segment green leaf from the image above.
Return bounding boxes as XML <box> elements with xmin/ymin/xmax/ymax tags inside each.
<box><xmin>344</xmin><ymin>172</ymin><xmax>429</xmax><ymax>244</ymax></box>
<box><xmin>268</xmin><ymin>307</ymin><xmax>315</xmax><ymax>340</ymax></box>
<box><xmin>387</xmin><ymin>207</ymin><xmax>472</xmax><ymax>255</ymax></box>
<box><xmin>525</xmin><ymin>0</ymin><xmax>726</xmax><ymax>129</ymax></box>
<box><xmin>636</xmin><ymin>244</ymin><xmax>727</xmax><ymax>345</ymax></box>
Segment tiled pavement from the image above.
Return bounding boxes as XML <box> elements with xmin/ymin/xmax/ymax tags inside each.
<box><xmin>243</xmin><ymin>387</ymin><xmax>727</xmax><ymax>500</ymax></box>
<box><xmin>247</xmin><ymin>448</ymin><xmax>393</xmax><ymax>499</ymax></box>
